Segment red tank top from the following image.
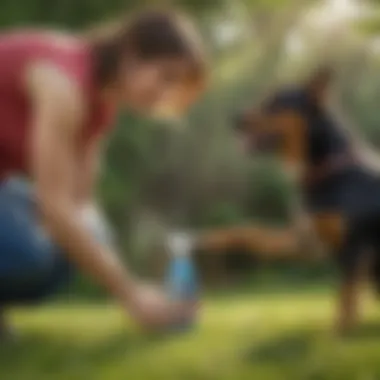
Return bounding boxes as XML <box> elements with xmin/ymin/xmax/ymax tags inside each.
<box><xmin>0</xmin><ymin>31</ymin><xmax>116</xmax><ymax>179</ymax></box>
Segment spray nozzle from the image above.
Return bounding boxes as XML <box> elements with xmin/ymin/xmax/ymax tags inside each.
<box><xmin>166</xmin><ymin>231</ymin><xmax>194</xmax><ymax>257</ymax></box>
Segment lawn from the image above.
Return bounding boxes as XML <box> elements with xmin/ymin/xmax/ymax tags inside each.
<box><xmin>2</xmin><ymin>290</ymin><xmax>380</xmax><ymax>380</ymax></box>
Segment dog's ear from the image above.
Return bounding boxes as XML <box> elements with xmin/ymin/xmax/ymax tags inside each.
<box><xmin>306</xmin><ymin>66</ymin><xmax>334</xmax><ymax>105</ymax></box>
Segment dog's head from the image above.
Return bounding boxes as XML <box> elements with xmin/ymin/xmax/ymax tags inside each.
<box><xmin>234</xmin><ymin>67</ymin><xmax>333</xmax><ymax>167</ymax></box>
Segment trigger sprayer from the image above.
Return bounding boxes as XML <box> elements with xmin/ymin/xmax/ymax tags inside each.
<box><xmin>165</xmin><ymin>231</ymin><xmax>199</xmax><ymax>330</ymax></box>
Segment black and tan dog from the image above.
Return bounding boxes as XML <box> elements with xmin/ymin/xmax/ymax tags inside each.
<box><xmin>195</xmin><ymin>67</ymin><xmax>380</xmax><ymax>333</ymax></box>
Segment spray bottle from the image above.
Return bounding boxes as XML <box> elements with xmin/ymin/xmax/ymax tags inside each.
<box><xmin>165</xmin><ymin>231</ymin><xmax>199</xmax><ymax>331</ymax></box>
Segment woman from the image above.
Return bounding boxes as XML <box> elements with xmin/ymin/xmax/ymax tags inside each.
<box><xmin>0</xmin><ymin>8</ymin><xmax>207</xmax><ymax>335</ymax></box>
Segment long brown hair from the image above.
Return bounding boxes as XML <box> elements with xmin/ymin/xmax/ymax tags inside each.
<box><xmin>87</xmin><ymin>8</ymin><xmax>207</xmax><ymax>91</ymax></box>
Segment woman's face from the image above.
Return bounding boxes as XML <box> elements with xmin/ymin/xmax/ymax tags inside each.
<box><xmin>120</xmin><ymin>58</ymin><xmax>194</xmax><ymax>115</ymax></box>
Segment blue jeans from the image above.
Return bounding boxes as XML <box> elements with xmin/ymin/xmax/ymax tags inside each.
<box><xmin>0</xmin><ymin>177</ymin><xmax>113</xmax><ymax>305</ymax></box>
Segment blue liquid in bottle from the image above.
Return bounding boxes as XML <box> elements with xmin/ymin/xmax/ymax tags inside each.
<box><xmin>166</xmin><ymin>233</ymin><xmax>199</xmax><ymax>332</ymax></box>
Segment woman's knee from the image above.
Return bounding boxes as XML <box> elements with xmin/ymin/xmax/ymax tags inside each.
<box><xmin>0</xmin><ymin>179</ymin><xmax>113</xmax><ymax>289</ymax></box>
<box><xmin>0</xmin><ymin>222</ymin><xmax>56</xmax><ymax>281</ymax></box>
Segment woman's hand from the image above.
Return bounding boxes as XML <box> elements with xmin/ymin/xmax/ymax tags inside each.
<box><xmin>127</xmin><ymin>282</ymin><xmax>197</xmax><ymax>331</ymax></box>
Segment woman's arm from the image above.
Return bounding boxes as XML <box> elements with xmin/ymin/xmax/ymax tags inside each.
<box><xmin>25</xmin><ymin>61</ymin><xmax>136</xmax><ymax>303</ymax></box>
<box><xmin>75</xmin><ymin>133</ymin><xmax>103</xmax><ymax>205</ymax></box>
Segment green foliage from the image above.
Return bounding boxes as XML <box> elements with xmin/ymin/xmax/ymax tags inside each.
<box><xmin>196</xmin><ymin>201</ymin><xmax>247</xmax><ymax>228</ymax></box>
<box><xmin>245</xmin><ymin>159</ymin><xmax>292</xmax><ymax>222</ymax></box>
<box><xmin>0</xmin><ymin>0</ymin><xmax>223</xmax><ymax>28</ymax></box>
<box><xmin>356</xmin><ymin>16</ymin><xmax>380</xmax><ymax>36</ymax></box>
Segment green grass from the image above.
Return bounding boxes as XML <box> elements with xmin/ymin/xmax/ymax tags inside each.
<box><xmin>2</xmin><ymin>291</ymin><xmax>380</xmax><ymax>380</ymax></box>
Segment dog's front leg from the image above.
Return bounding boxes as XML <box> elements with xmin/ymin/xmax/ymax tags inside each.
<box><xmin>194</xmin><ymin>225</ymin><xmax>303</xmax><ymax>259</ymax></box>
<box><xmin>336</xmin><ymin>275</ymin><xmax>361</xmax><ymax>336</ymax></box>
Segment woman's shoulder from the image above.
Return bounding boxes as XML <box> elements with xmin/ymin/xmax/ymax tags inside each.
<box><xmin>0</xmin><ymin>29</ymin><xmax>92</xmax><ymax>89</ymax></box>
